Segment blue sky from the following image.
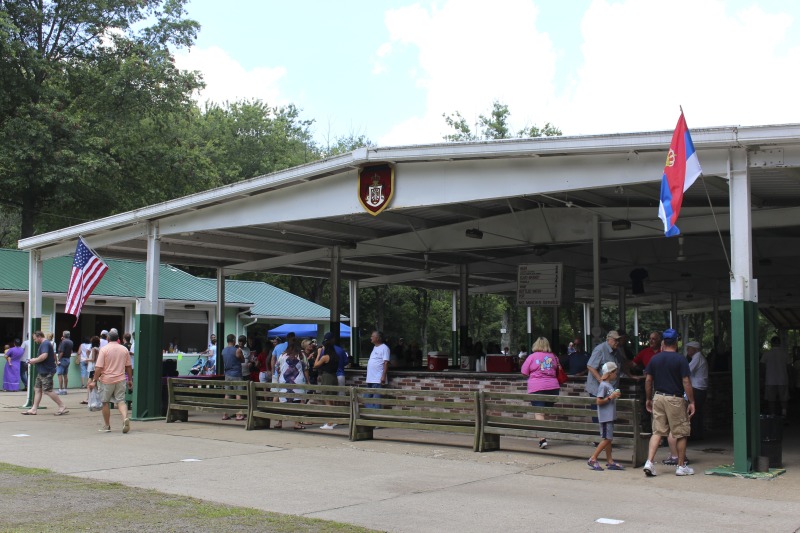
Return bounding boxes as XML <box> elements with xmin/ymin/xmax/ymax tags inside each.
<box><xmin>176</xmin><ymin>0</ymin><xmax>800</xmax><ymax>147</ymax></box>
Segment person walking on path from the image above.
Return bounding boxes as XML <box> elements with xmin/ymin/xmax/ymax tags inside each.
<box><xmin>587</xmin><ymin>362</ymin><xmax>624</xmax><ymax>471</ymax></box>
<box><xmin>643</xmin><ymin>328</ymin><xmax>695</xmax><ymax>477</ymax></box>
<box><xmin>21</xmin><ymin>331</ymin><xmax>68</xmax><ymax>415</ymax></box>
<box><xmin>90</xmin><ymin>329</ymin><xmax>132</xmax><ymax>433</ymax></box>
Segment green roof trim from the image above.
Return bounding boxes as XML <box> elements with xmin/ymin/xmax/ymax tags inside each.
<box><xmin>222</xmin><ymin>279</ymin><xmax>339</xmax><ymax>321</ymax></box>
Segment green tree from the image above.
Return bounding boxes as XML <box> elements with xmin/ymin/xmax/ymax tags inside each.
<box><xmin>198</xmin><ymin>101</ymin><xmax>317</xmax><ymax>185</ymax></box>
<box><xmin>443</xmin><ymin>100</ymin><xmax>562</xmax><ymax>141</ymax></box>
<box><xmin>0</xmin><ymin>0</ymin><xmax>201</xmax><ymax>239</ymax></box>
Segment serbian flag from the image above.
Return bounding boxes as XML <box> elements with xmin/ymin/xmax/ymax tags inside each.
<box><xmin>64</xmin><ymin>237</ymin><xmax>109</xmax><ymax>326</ymax></box>
<box><xmin>657</xmin><ymin>112</ymin><xmax>702</xmax><ymax>236</ymax></box>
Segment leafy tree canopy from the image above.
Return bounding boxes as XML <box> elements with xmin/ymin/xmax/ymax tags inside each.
<box><xmin>443</xmin><ymin>100</ymin><xmax>562</xmax><ymax>141</ymax></box>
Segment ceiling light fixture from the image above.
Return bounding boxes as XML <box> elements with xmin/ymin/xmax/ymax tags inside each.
<box><xmin>465</xmin><ymin>228</ymin><xmax>484</xmax><ymax>239</ymax></box>
<box><xmin>611</xmin><ymin>219</ymin><xmax>631</xmax><ymax>231</ymax></box>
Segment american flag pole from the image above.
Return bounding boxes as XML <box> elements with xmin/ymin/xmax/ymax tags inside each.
<box><xmin>65</xmin><ymin>236</ymin><xmax>109</xmax><ymax>327</ymax></box>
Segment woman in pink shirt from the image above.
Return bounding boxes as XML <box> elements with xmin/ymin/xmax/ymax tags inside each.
<box><xmin>521</xmin><ymin>336</ymin><xmax>562</xmax><ymax>449</ymax></box>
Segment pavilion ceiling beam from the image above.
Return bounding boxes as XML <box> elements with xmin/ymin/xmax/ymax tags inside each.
<box><xmin>279</xmin><ymin>219</ymin><xmax>388</xmax><ymax>240</ymax></box>
<box><xmin>105</xmin><ymin>239</ymin><xmax>264</xmax><ymax>263</ymax></box>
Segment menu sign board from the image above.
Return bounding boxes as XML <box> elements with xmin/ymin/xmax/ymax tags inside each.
<box><xmin>517</xmin><ymin>263</ymin><xmax>574</xmax><ymax>306</ymax></box>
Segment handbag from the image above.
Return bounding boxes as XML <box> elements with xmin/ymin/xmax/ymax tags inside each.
<box><xmin>556</xmin><ymin>361</ymin><xmax>568</xmax><ymax>385</ymax></box>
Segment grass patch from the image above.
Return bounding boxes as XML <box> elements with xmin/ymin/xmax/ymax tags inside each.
<box><xmin>0</xmin><ymin>462</ymin><xmax>377</xmax><ymax>532</ymax></box>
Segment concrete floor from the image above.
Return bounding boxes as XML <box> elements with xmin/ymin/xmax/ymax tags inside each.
<box><xmin>2</xmin><ymin>390</ymin><xmax>799</xmax><ymax>532</ymax></box>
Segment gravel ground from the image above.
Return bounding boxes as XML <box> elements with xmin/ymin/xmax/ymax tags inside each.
<box><xmin>0</xmin><ymin>463</ymin><xmax>377</xmax><ymax>533</ymax></box>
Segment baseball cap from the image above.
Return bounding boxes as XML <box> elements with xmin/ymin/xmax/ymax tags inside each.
<box><xmin>606</xmin><ymin>330</ymin><xmax>621</xmax><ymax>340</ymax></box>
<box><xmin>662</xmin><ymin>328</ymin><xmax>679</xmax><ymax>340</ymax></box>
<box><xmin>323</xmin><ymin>332</ymin><xmax>334</xmax><ymax>342</ymax></box>
<box><xmin>685</xmin><ymin>341</ymin><xmax>701</xmax><ymax>350</ymax></box>
<box><xmin>602</xmin><ymin>361</ymin><xmax>618</xmax><ymax>374</ymax></box>
<box><xmin>100</xmin><ymin>330</ymin><xmax>108</xmax><ymax>336</ymax></box>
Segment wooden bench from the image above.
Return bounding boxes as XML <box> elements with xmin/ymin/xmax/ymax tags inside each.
<box><xmin>351</xmin><ymin>387</ymin><xmax>480</xmax><ymax>451</ymax></box>
<box><xmin>165</xmin><ymin>377</ymin><xmax>249</xmax><ymax>425</ymax></box>
<box><xmin>478</xmin><ymin>391</ymin><xmax>648</xmax><ymax>466</ymax></box>
<box><xmin>248</xmin><ymin>382</ymin><xmax>353</xmax><ymax>430</ymax></box>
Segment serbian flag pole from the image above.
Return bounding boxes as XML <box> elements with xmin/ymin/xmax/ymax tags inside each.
<box><xmin>657</xmin><ymin>109</ymin><xmax>702</xmax><ymax>237</ymax></box>
<box><xmin>64</xmin><ymin>237</ymin><xmax>109</xmax><ymax>327</ymax></box>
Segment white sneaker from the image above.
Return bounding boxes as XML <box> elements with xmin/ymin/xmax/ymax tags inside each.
<box><xmin>676</xmin><ymin>464</ymin><xmax>695</xmax><ymax>476</ymax></box>
<box><xmin>98</xmin><ymin>426</ymin><xmax>111</xmax><ymax>433</ymax></box>
<box><xmin>122</xmin><ymin>417</ymin><xmax>131</xmax><ymax>434</ymax></box>
<box><xmin>643</xmin><ymin>460</ymin><xmax>657</xmax><ymax>477</ymax></box>
<box><xmin>320</xmin><ymin>424</ymin><xmax>333</xmax><ymax>430</ymax></box>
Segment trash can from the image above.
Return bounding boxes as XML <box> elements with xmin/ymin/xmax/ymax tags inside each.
<box><xmin>760</xmin><ymin>415</ymin><xmax>783</xmax><ymax>468</ymax></box>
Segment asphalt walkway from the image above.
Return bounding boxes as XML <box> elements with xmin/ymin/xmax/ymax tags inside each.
<box><xmin>2</xmin><ymin>391</ymin><xmax>799</xmax><ymax>532</ymax></box>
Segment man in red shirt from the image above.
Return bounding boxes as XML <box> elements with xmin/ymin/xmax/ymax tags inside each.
<box><xmin>632</xmin><ymin>331</ymin><xmax>662</xmax><ymax>373</ymax></box>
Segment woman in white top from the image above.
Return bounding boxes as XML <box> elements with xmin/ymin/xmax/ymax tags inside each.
<box><xmin>81</xmin><ymin>336</ymin><xmax>101</xmax><ymax>405</ymax></box>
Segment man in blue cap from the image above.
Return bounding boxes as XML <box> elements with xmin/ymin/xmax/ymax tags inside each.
<box><xmin>642</xmin><ymin>328</ymin><xmax>695</xmax><ymax>477</ymax></box>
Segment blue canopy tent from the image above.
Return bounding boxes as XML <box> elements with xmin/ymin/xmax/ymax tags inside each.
<box><xmin>267</xmin><ymin>323</ymin><xmax>351</xmax><ymax>338</ymax></box>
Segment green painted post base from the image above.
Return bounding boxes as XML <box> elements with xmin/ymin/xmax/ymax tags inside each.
<box><xmin>22</xmin><ymin>318</ymin><xmax>42</xmax><ymax>409</ymax></box>
<box><xmin>132</xmin><ymin>313</ymin><xmax>164</xmax><ymax>420</ymax></box>
<box><xmin>731</xmin><ymin>299</ymin><xmax>760</xmax><ymax>473</ymax></box>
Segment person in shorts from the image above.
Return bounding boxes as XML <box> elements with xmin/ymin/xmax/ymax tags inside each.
<box><xmin>21</xmin><ymin>330</ymin><xmax>69</xmax><ymax>415</ymax></box>
<box><xmin>90</xmin><ymin>329</ymin><xmax>133</xmax><ymax>433</ymax></box>
<box><xmin>55</xmin><ymin>330</ymin><xmax>73</xmax><ymax>394</ymax></box>
<box><xmin>587</xmin><ymin>362</ymin><xmax>623</xmax><ymax>471</ymax></box>
<box><xmin>643</xmin><ymin>328</ymin><xmax>695</xmax><ymax>477</ymax></box>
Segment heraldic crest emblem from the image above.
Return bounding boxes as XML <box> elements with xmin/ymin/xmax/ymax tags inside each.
<box><xmin>358</xmin><ymin>163</ymin><xmax>394</xmax><ymax>216</ymax></box>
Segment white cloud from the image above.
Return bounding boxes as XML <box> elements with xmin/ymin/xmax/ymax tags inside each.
<box><xmin>377</xmin><ymin>0</ymin><xmax>558</xmax><ymax>145</ymax></box>
<box><xmin>173</xmin><ymin>46</ymin><xmax>287</xmax><ymax>107</ymax></box>
<box><xmin>376</xmin><ymin>0</ymin><xmax>800</xmax><ymax>145</ymax></box>
<box><xmin>555</xmin><ymin>0</ymin><xmax>800</xmax><ymax>135</ymax></box>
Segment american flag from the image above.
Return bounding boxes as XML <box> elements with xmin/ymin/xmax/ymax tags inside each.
<box><xmin>65</xmin><ymin>237</ymin><xmax>109</xmax><ymax>326</ymax></box>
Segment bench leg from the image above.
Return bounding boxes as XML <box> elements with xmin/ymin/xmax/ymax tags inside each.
<box><xmin>633</xmin><ymin>435</ymin><xmax>648</xmax><ymax>467</ymax></box>
<box><xmin>351</xmin><ymin>424</ymin><xmax>374</xmax><ymax>441</ymax></box>
<box><xmin>248</xmin><ymin>416</ymin><xmax>269</xmax><ymax>430</ymax></box>
<box><xmin>166</xmin><ymin>408</ymin><xmax>188</xmax><ymax>423</ymax></box>
<box><xmin>479</xmin><ymin>432</ymin><xmax>500</xmax><ymax>452</ymax></box>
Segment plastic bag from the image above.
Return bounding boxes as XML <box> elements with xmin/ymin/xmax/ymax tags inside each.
<box><xmin>88</xmin><ymin>387</ymin><xmax>103</xmax><ymax>411</ymax></box>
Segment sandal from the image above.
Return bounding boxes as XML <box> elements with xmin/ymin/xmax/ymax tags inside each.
<box><xmin>606</xmin><ymin>462</ymin><xmax>624</xmax><ymax>470</ymax></box>
<box><xmin>80</xmin><ymin>400</ymin><xmax>88</xmax><ymax>405</ymax></box>
<box><xmin>21</xmin><ymin>411</ymin><xmax>37</xmax><ymax>415</ymax></box>
<box><xmin>235</xmin><ymin>415</ymin><xmax>246</xmax><ymax>421</ymax></box>
<box><xmin>55</xmin><ymin>408</ymin><xmax>69</xmax><ymax>416</ymax></box>
<box><xmin>587</xmin><ymin>460</ymin><xmax>604</xmax><ymax>471</ymax></box>
<box><xmin>293</xmin><ymin>424</ymin><xmax>306</xmax><ymax>430</ymax></box>
<box><xmin>221</xmin><ymin>414</ymin><xmax>231</xmax><ymax>420</ymax></box>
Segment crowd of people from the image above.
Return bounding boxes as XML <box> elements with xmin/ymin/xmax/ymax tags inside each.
<box><xmin>519</xmin><ymin>327</ymin><xmax>719</xmax><ymax>477</ymax></box>
<box><xmin>4</xmin><ymin>323</ymin><xmax>795</xmax><ymax>474</ymax></box>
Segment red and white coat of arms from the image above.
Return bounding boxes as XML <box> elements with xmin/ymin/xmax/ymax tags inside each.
<box><xmin>358</xmin><ymin>164</ymin><xmax>394</xmax><ymax>216</ymax></box>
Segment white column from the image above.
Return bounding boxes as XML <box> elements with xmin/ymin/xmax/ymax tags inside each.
<box><xmin>143</xmin><ymin>223</ymin><xmax>161</xmax><ymax>315</ymax></box>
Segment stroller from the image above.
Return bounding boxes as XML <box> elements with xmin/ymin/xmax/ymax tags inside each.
<box><xmin>189</xmin><ymin>357</ymin><xmax>205</xmax><ymax>375</ymax></box>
